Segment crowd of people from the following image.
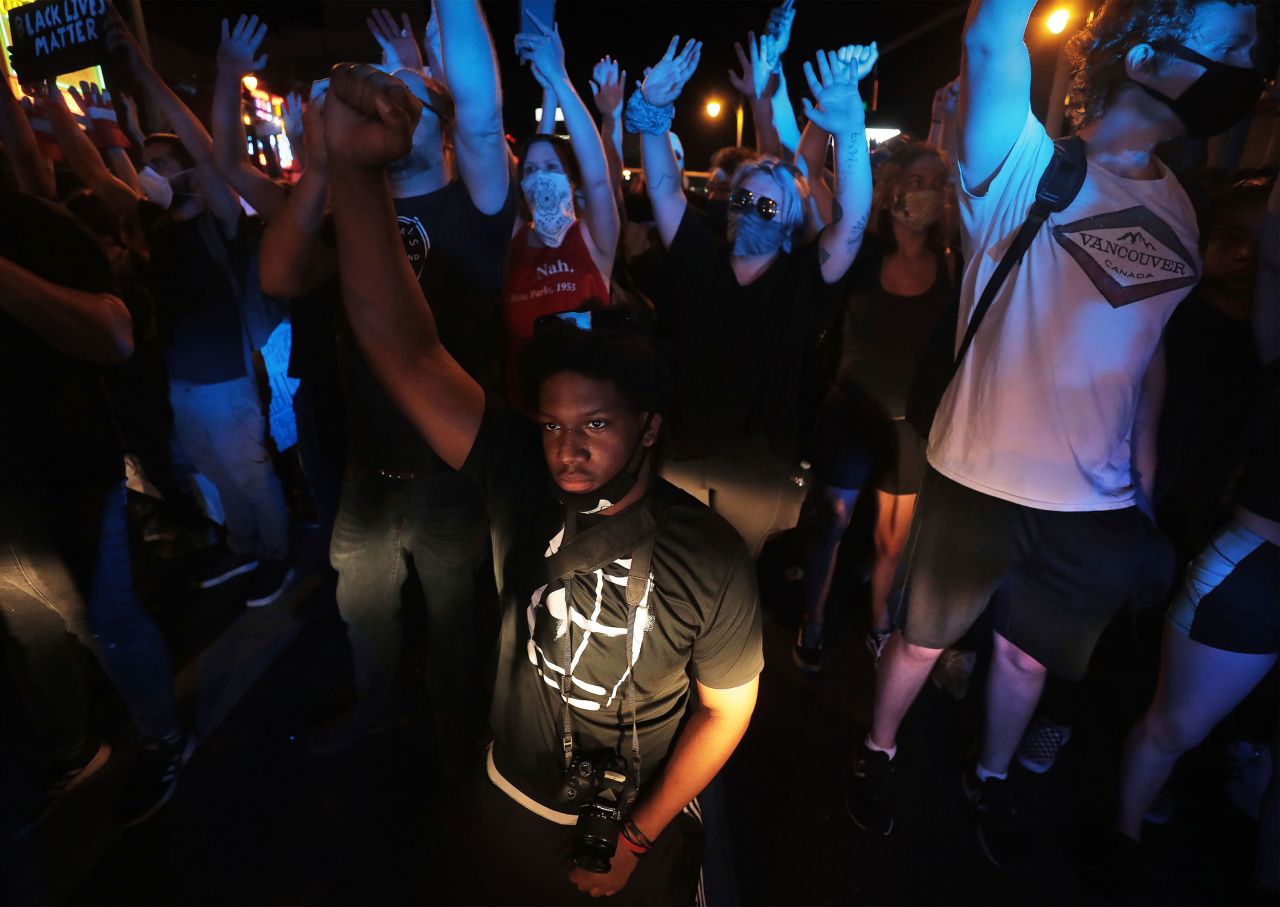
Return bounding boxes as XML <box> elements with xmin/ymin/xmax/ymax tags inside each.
<box><xmin>0</xmin><ymin>0</ymin><xmax>1276</xmax><ymax>902</ymax></box>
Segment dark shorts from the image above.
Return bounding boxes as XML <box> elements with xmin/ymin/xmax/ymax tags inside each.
<box><xmin>894</xmin><ymin>467</ymin><xmax>1160</xmax><ymax>680</ymax></box>
<box><xmin>806</xmin><ymin>385</ymin><xmax>926</xmax><ymax>495</ymax></box>
<box><xmin>1168</xmin><ymin>519</ymin><xmax>1280</xmax><ymax>655</ymax></box>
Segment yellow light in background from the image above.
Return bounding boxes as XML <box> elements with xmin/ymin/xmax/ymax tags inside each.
<box><xmin>1046</xmin><ymin>8</ymin><xmax>1071</xmax><ymax>34</ymax></box>
<box><xmin>622</xmin><ymin>169</ymin><xmax>632</xmax><ymax>180</ymax></box>
<box><xmin>242</xmin><ymin>75</ymin><xmax>258</xmax><ymax>91</ymax></box>
<box><xmin>243</xmin><ymin>114</ymin><xmax>252</xmax><ymax>125</ymax></box>
<box><xmin>705</xmin><ymin>99</ymin><xmax>722</xmax><ymax>118</ymax></box>
<box><xmin>258</xmin><ymin>152</ymin><xmax>268</xmax><ymax>166</ymax></box>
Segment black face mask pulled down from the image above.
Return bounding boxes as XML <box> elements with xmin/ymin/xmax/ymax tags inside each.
<box><xmin>550</xmin><ymin>415</ymin><xmax>655</xmax><ymax>517</ymax></box>
<box><xmin>1140</xmin><ymin>42</ymin><xmax>1261</xmax><ymax>138</ymax></box>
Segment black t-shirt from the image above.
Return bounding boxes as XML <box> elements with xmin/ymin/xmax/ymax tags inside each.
<box><xmin>462</xmin><ymin>401</ymin><xmax>763</xmax><ymax>812</ymax></box>
<box><xmin>836</xmin><ymin>240</ymin><xmax>954</xmax><ymax>418</ymax></box>
<box><xmin>0</xmin><ymin>191</ymin><xmax>122</xmax><ymax>487</ymax></box>
<box><xmin>340</xmin><ymin>180</ymin><xmax>516</xmax><ymax>473</ymax></box>
<box><xmin>139</xmin><ymin>203</ymin><xmax>248</xmax><ymax>384</ymax></box>
<box><xmin>1237</xmin><ymin>361</ymin><xmax>1279</xmax><ymax>524</ymax></box>
<box><xmin>657</xmin><ymin>207</ymin><xmax>838</xmax><ymax>459</ymax></box>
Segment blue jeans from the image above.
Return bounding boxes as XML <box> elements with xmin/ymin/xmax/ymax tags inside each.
<box><xmin>0</xmin><ymin>481</ymin><xmax>178</xmax><ymax>766</ymax></box>
<box><xmin>169</xmin><ymin>376</ymin><xmax>290</xmax><ymax>560</ymax></box>
<box><xmin>330</xmin><ymin>467</ymin><xmax>489</xmax><ymax>719</ymax></box>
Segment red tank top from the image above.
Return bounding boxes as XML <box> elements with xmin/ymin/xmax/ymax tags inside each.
<box><xmin>502</xmin><ymin>221</ymin><xmax>612</xmax><ymax>401</ymax></box>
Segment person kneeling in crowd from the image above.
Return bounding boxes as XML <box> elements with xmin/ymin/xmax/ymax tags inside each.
<box><xmin>321</xmin><ymin>62</ymin><xmax>762</xmax><ymax>903</ymax></box>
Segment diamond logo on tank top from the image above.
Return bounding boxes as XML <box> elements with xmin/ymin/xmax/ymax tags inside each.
<box><xmin>1051</xmin><ymin>205</ymin><xmax>1198</xmax><ymax>307</ymax></box>
<box><xmin>396</xmin><ymin>216</ymin><xmax>430</xmax><ymax>279</ymax></box>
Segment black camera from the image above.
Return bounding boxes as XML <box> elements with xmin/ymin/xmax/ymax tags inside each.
<box><xmin>558</xmin><ymin>750</ymin><xmax>637</xmax><ymax>874</ymax></box>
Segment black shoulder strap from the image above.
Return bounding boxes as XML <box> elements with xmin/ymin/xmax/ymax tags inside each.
<box><xmin>947</xmin><ymin>136</ymin><xmax>1087</xmax><ymax>375</ymax></box>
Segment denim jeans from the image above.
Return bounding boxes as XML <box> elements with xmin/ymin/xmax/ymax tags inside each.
<box><xmin>169</xmin><ymin>376</ymin><xmax>290</xmax><ymax>560</ymax></box>
<box><xmin>329</xmin><ymin>467</ymin><xmax>489</xmax><ymax>720</ymax></box>
<box><xmin>0</xmin><ymin>481</ymin><xmax>178</xmax><ymax>767</ymax></box>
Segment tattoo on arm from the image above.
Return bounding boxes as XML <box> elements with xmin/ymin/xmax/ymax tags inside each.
<box><xmin>818</xmin><ymin>247</ymin><xmax>831</xmax><ymax>265</ymax></box>
<box><xmin>845</xmin><ymin>216</ymin><xmax>867</xmax><ymax>254</ymax></box>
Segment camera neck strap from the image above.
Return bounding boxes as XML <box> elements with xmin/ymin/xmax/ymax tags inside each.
<box><xmin>552</xmin><ymin>503</ymin><xmax>661</xmax><ymax>790</ymax></box>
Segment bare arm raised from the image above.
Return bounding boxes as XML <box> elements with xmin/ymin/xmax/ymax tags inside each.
<box><xmin>639</xmin><ymin>37</ymin><xmax>702</xmax><ymax>248</ymax></box>
<box><xmin>324</xmin><ymin>64</ymin><xmax>483</xmax><ymax>470</ymax></box>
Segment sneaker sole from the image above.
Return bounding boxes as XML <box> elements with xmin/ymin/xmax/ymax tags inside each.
<box><xmin>245</xmin><ymin>568</ymin><xmax>297</xmax><ymax>608</ymax></box>
<box><xmin>122</xmin><ymin>734</ymin><xmax>198</xmax><ymax>829</ymax></box>
<box><xmin>196</xmin><ymin>560</ymin><xmax>259</xmax><ymax>589</ymax></box>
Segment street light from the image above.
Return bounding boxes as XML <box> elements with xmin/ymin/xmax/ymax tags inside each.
<box><xmin>705</xmin><ymin>99</ymin><xmax>722</xmax><ymax>119</ymax></box>
<box><xmin>1045</xmin><ymin>7</ymin><xmax>1070</xmax><ymax>34</ymax></box>
<box><xmin>242</xmin><ymin>75</ymin><xmax>258</xmax><ymax>91</ymax></box>
<box><xmin>1044</xmin><ymin>7</ymin><xmax>1075</xmax><ymax>138</ymax></box>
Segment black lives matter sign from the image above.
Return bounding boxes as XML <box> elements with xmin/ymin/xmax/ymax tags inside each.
<box><xmin>7</xmin><ymin>0</ymin><xmax>107</xmax><ymax>83</ymax></box>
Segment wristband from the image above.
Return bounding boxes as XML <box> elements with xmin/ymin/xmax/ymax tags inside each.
<box><xmin>618</xmin><ymin>832</ymin><xmax>649</xmax><ymax>857</ymax></box>
<box><xmin>624</xmin><ymin>91</ymin><xmax>674</xmax><ymax>136</ymax></box>
<box><xmin>86</xmin><ymin>107</ymin><xmax>130</xmax><ymax>150</ymax></box>
<box><xmin>621</xmin><ymin>815</ymin><xmax>654</xmax><ymax>850</ymax></box>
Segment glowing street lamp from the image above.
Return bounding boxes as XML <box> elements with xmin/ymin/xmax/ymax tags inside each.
<box><xmin>1045</xmin><ymin>8</ymin><xmax>1070</xmax><ymax>34</ymax></box>
<box><xmin>242</xmin><ymin>75</ymin><xmax>258</xmax><ymax>91</ymax></box>
<box><xmin>705</xmin><ymin>99</ymin><xmax>722</xmax><ymax>119</ymax></box>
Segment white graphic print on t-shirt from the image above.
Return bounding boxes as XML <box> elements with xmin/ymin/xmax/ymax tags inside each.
<box><xmin>396</xmin><ymin>216</ymin><xmax>430</xmax><ymax>279</ymax></box>
<box><xmin>525</xmin><ymin>525</ymin><xmax>653</xmax><ymax>712</ymax></box>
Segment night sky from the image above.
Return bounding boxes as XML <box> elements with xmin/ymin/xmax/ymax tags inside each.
<box><xmin>134</xmin><ymin>0</ymin><xmax>1076</xmax><ymax>169</ymax></box>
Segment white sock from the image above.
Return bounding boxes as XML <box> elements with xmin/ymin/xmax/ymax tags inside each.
<box><xmin>864</xmin><ymin>734</ymin><xmax>896</xmax><ymax>761</ymax></box>
<box><xmin>975</xmin><ymin>763</ymin><xmax>1007</xmax><ymax>782</ymax></box>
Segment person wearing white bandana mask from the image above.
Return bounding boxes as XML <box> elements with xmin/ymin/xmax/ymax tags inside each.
<box><xmin>503</xmin><ymin>14</ymin><xmax>620</xmax><ymax>404</ymax></box>
<box><xmin>795</xmin><ymin>142</ymin><xmax>957</xmax><ymax>673</ymax></box>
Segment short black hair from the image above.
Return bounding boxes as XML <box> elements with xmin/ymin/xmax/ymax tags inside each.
<box><xmin>143</xmin><ymin>133</ymin><xmax>196</xmax><ymax>170</ymax></box>
<box><xmin>518</xmin><ymin>308</ymin><xmax>672</xmax><ymax>415</ymax></box>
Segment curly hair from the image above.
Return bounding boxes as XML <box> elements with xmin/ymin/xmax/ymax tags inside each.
<box><xmin>1065</xmin><ymin>0</ymin><xmax>1253</xmax><ymax>127</ymax></box>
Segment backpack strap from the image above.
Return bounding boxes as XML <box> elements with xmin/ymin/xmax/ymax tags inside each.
<box><xmin>947</xmin><ymin>135</ymin><xmax>1087</xmax><ymax>375</ymax></box>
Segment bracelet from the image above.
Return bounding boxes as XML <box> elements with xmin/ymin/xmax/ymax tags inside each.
<box><xmin>617</xmin><ymin>832</ymin><xmax>649</xmax><ymax>857</ymax></box>
<box><xmin>621</xmin><ymin>815</ymin><xmax>654</xmax><ymax>850</ymax></box>
<box><xmin>624</xmin><ymin>91</ymin><xmax>674</xmax><ymax>135</ymax></box>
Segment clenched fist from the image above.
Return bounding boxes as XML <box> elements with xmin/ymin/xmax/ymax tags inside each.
<box><xmin>322</xmin><ymin>63</ymin><xmax>423</xmax><ymax>171</ymax></box>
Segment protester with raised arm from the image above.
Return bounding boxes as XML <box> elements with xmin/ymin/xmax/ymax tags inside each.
<box><xmin>320</xmin><ymin>61</ymin><xmax>760</xmax><ymax>903</ymax></box>
<box><xmin>846</xmin><ymin>0</ymin><xmax>1259</xmax><ymax>870</ymax></box>
<box><xmin>212</xmin><ymin>13</ymin><xmax>287</xmax><ymax>220</ymax></box>
<box><xmin>638</xmin><ymin>36</ymin><xmax>872</xmax><ymax>555</ymax></box>
<box><xmin>504</xmin><ymin>13</ymin><xmax>620</xmax><ymax>396</ymax></box>
<box><xmin>589</xmin><ymin>55</ymin><xmax>627</xmax><ymax>197</ymax></box>
<box><xmin>104</xmin><ymin>1</ymin><xmax>296</xmax><ymax>607</ymax></box>
<box><xmin>299</xmin><ymin>0</ymin><xmax>514</xmax><ymax>762</ymax></box>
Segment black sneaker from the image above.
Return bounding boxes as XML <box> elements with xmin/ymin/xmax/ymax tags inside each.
<box><xmin>846</xmin><ymin>746</ymin><xmax>896</xmax><ymax>835</ymax></box>
<box><xmin>962</xmin><ymin>768</ymin><xmax>1026</xmax><ymax>868</ymax></box>
<box><xmin>792</xmin><ymin>625</ymin><xmax>823</xmax><ymax>674</ymax></box>
<box><xmin>194</xmin><ymin>549</ymin><xmax>259</xmax><ymax>589</ymax></box>
<box><xmin>115</xmin><ymin>732</ymin><xmax>196</xmax><ymax>828</ymax></box>
<box><xmin>244</xmin><ymin>559</ymin><xmax>297</xmax><ymax>608</ymax></box>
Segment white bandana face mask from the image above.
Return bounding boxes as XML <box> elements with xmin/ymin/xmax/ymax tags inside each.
<box><xmin>522</xmin><ymin>170</ymin><xmax>576</xmax><ymax>248</ymax></box>
<box><xmin>138</xmin><ymin>165</ymin><xmax>174</xmax><ymax>210</ymax></box>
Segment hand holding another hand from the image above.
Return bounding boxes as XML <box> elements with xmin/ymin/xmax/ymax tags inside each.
<box><xmin>322</xmin><ymin>63</ymin><xmax>421</xmax><ymax>171</ymax></box>
<box><xmin>514</xmin><ymin>12</ymin><xmax>567</xmax><ymax>90</ymax></box>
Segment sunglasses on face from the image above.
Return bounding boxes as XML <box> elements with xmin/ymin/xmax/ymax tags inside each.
<box><xmin>728</xmin><ymin>188</ymin><xmax>779</xmax><ymax>220</ymax></box>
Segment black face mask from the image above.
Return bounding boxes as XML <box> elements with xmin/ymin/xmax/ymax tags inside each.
<box><xmin>1140</xmin><ymin>42</ymin><xmax>1261</xmax><ymax>138</ymax></box>
<box><xmin>549</xmin><ymin>414</ymin><xmax>655</xmax><ymax>516</ymax></box>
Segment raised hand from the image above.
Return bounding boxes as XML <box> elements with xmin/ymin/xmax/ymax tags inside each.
<box><xmin>765</xmin><ymin>0</ymin><xmax>796</xmax><ymax>57</ymax></box>
<box><xmin>589</xmin><ymin>56</ymin><xmax>626</xmax><ymax>119</ymax></box>
<box><xmin>68</xmin><ymin>79</ymin><xmax>110</xmax><ymax>115</ymax></box>
<box><xmin>514</xmin><ymin>12</ymin><xmax>567</xmax><ymax>87</ymax></box>
<box><xmin>282</xmin><ymin>90</ymin><xmax>304</xmax><ymax>143</ymax></box>
<box><xmin>801</xmin><ymin>48</ymin><xmax>864</xmax><ymax>136</ymax></box>
<box><xmin>367</xmin><ymin>8</ymin><xmax>423</xmax><ymax>73</ymax></box>
<box><xmin>322</xmin><ymin>63</ymin><xmax>422</xmax><ymax>170</ymax></box>
<box><xmin>835</xmin><ymin>42</ymin><xmax>878</xmax><ymax>82</ymax></box>
<box><xmin>218</xmin><ymin>14</ymin><xmax>268</xmax><ymax>75</ymax></box>
<box><xmin>641</xmin><ymin>36</ymin><xmax>701</xmax><ymax>107</ymax></box>
<box><xmin>103</xmin><ymin>1</ymin><xmax>146</xmax><ymax>72</ymax></box>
